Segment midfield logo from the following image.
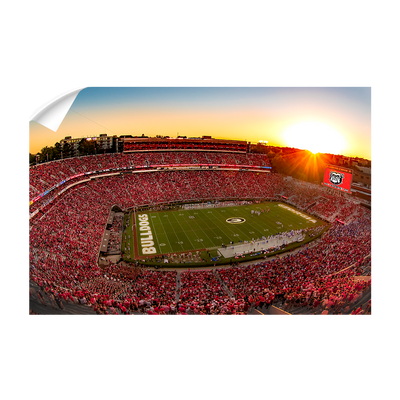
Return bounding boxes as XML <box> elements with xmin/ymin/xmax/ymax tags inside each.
<box><xmin>226</xmin><ymin>217</ymin><xmax>246</xmax><ymax>224</ymax></box>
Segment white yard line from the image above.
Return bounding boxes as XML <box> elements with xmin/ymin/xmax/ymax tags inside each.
<box><xmin>170</xmin><ymin>210</ymin><xmax>206</xmax><ymax>250</ymax></box>
<box><xmin>186</xmin><ymin>210</ymin><xmax>220</xmax><ymax>247</ymax></box>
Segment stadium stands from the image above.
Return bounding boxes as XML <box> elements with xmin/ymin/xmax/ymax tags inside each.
<box><xmin>29</xmin><ymin>150</ymin><xmax>371</xmax><ymax>315</ymax></box>
<box><xmin>29</xmin><ymin>151</ymin><xmax>272</xmax><ymax>202</ymax></box>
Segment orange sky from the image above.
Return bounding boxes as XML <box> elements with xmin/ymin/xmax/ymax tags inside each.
<box><xmin>30</xmin><ymin>87</ymin><xmax>371</xmax><ymax>159</ymax></box>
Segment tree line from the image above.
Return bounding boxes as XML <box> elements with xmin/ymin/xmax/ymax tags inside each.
<box><xmin>30</xmin><ymin>139</ymin><xmax>102</xmax><ymax>165</ymax></box>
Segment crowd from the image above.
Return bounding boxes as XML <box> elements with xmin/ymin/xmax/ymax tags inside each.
<box><xmin>30</xmin><ymin>218</ymin><xmax>371</xmax><ymax>315</ymax></box>
<box><xmin>107</xmin><ymin>215</ymin><xmax>123</xmax><ymax>253</ymax></box>
<box><xmin>29</xmin><ymin>153</ymin><xmax>371</xmax><ymax>315</ymax></box>
<box><xmin>30</xmin><ymin>151</ymin><xmax>272</xmax><ymax>202</ymax></box>
<box><xmin>148</xmin><ymin>251</ymin><xmax>204</xmax><ymax>264</ymax></box>
<box><xmin>123</xmin><ymin>140</ymin><xmax>248</xmax><ymax>153</ymax></box>
<box><xmin>216</xmin><ymin>218</ymin><xmax>371</xmax><ymax>314</ymax></box>
<box><xmin>180</xmin><ymin>270</ymin><xmax>227</xmax><ymax>302</ymax></box>
<box><xmin>30</xmin><ymin>190</ymin><xmax>106</xmax><ymax>263</ymax></box>
<box><xmin>280</xmin><ymin>178</ymin><xmax>368</xmax><ymax>223</ymax></box>
<box><xmin>31</xmin><ymin>169</ymin><xmax>284</xmax><ymax>215</ymax></box>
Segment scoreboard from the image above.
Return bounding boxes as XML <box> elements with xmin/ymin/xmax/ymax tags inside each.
<box><xmin>322</xmin><ymin>165</ymin><xmax>353</xmax><ymax>193</ymax></box>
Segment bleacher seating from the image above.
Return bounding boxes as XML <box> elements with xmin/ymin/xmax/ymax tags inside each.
<box><xmin>29</xmin><ymin>150</ymin><xmax>371</xmax><ymax>315</ymax></box>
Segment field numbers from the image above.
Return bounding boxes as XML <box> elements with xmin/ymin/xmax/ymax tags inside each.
<box><xmin>130</xmin><ymin>203</ymin><xmax>314</xmax><ymax>257</ymax></box>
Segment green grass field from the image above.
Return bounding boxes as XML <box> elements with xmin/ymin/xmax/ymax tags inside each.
<box><xmin>124</xmin><ymin>202</ymin><xmax>327</xmax><ymax>260</ymax></box>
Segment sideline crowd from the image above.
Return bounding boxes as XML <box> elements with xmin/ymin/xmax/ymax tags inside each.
<box><xmin>29</xmin><ymin>154</ymin><xmax>371</xmax><ymax>315</ymax></box>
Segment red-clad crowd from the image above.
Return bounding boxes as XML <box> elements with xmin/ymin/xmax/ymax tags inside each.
<box><xmin>30</xmin><ymin>151</ymin><xmax>272</xmax><ymax>201</ymax></box>
<box><xmin>31</xmin><ymin>169</ymin><xmax>284</xmax><ymax>214</ymax></box>
<box><xmin>280</xmin><ymin>178</ymin><xmax>369</xmax><ymax>223</ymax></box>
<box><xmin>30</xmin><ymin>220</ymin><xmax>371</xmax><ymax>316</ymax></box>
<box><xmin>217</xmin><ymin>219</ymin><xmax>371</xmax><ymax>314</ymax></box>
<box><xmin>29</xmin><ymin>153</ymin><xmax>371</xmax><ymax>315</ymax></box>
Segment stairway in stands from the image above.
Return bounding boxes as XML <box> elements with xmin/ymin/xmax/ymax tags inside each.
<box><xmin>213</xmin><ymin>270</ymin><xmax>235</xmax><ymax>299</ymax></box>
<box><xmin>175</xmin><ymin>272</ymin><xmax>181</xmax><ymax>302</ymax></box>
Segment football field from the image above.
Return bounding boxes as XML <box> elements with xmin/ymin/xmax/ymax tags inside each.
<box><xmin>127</xmin><ymin>202</ymin><xmax>327</xmax><ymax>258</ymax></box>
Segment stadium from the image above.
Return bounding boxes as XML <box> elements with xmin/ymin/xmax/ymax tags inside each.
<box><xmin>29</xmin><ymin>136</ymin><xmax>371</xmax><ymax>315</ymax></box>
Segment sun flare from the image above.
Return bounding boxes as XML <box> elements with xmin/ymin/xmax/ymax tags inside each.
<box><xmin>283</xmin><ymin>122</ymin><xmax>346</xmax><ymax>155</ymax></box>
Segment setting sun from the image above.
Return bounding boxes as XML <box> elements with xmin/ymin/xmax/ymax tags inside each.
<box><xmin>283</xmin><ymin>121</ymin><xmax>346</xmax><ymax>155</ymax></box>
